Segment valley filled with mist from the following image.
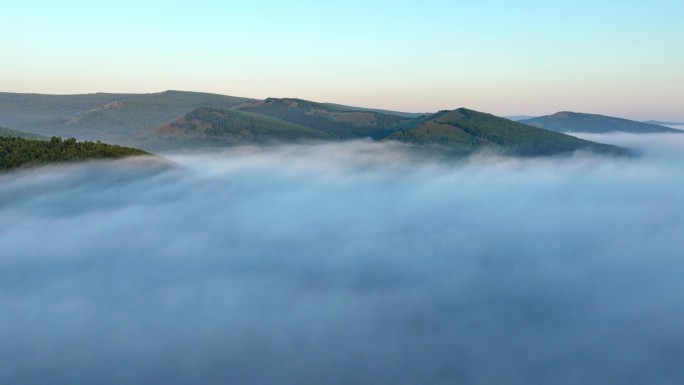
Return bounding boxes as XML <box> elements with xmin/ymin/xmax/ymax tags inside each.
<box><xmin>2</xmin><ymin>133</ymin><xmax>683</xmax><ymax>385</ymax></box>
<box><xmin>4</xmin><ymin>0</ymin><xmax>684</xmax><ymax>383</ymax></box>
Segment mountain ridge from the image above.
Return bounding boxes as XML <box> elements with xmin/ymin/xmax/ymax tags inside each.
<box><xmin>520</xmin><ymin>112</ymin><xmax>682</xmax><ymax>134</ymax></box>
<box><xmin>234</xmin><ymin>97</ymin><xmax>411</xmax><ymax>139</ymax></box>
<box><xmin>0</xmin><ymin>90</ymin><xmax>256</xmax><ymax>140</ymax></box>
<box><xmin>0</xmin><ymin>136</ymin><xmax>151</xmax><ymax>171</ymax></box>
<box><xmin>0</xmin><ymin>91</ymin><xmax>634</xmax><ymax>156</ymax></box>
<box><xmin>644</xmin><ymin>120</ymin><xmax>684</xmax><ymax>127</ymax></box>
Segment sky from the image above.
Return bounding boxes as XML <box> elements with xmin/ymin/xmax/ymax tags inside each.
<box><xmin>2</xmin><ymin>134</ymin><xmax>684</xmax><ymax>384</ymax></box>
<box><xmin>2</xmin><ymin>0</ymin><xmax>683</xmax><ymax>120</ymax></box>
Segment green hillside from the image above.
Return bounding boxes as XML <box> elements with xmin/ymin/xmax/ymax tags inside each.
<box><xmin>520</xmin><ymin>112</ymin><xmax>682</xmax><ymax>133</ymax></box>
<box><xmin>237</xmin><ymin>98</ymin><xmax>410</xmax><ymax>138</ymax></box>
<box><xmin>0</xmin><ymin>136</ymin><xmax>150</xmax><ymax>171</ymax></box>
<box><xmin>386</xmin><ymin>108</ymin><xmax>629</xmax><ymax>156</ymax></box>
<box><xmin>644</xmin><ymin>120</ymin><xmax>684</xmax><ymax>127</ymax></box>
<box><xmin>135</xmin><ymin>107</ymin><xmax>332</xmax><ymax>150</ymax></box>
<box><xmin>0</xmin><ymin>90</ymin><xmax>255</xmax><ymax>140</ymax></box>
<box><xmin>0</xmin><ymin>126</ymin><xmax>48</xmax><ymax>140</ymax></box>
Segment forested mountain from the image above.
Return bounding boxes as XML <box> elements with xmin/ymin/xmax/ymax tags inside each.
<box><xmin>385</xmin><ymin>108</ymin><xmax>629</xmax><ymax>156</ymax></box>
<box><xmin>520</xmin><ymin>112</ymin><xmax>682</xmax><ymax>133</ymax></box>
<box><xmin>135</xmin><ymin>107</ymin><xmax>332</xmax><ymax>150</ymax></box>
<box><xmin>0</xmin><ymin>136</ymin><xmax>150</xmax><ymax>171</ymax></box>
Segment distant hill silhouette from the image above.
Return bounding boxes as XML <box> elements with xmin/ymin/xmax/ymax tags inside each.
<box><xmin>643</xmin><ymin>120</ymin><xmax>684</xmax><ymax>127</ymax></box>
<box><xmin>504</xmin><ymin>115</ymin><xmax>535</xmax><ymax>121</ymax></box>
<box><xmin>520</xmin><ymin>112</ymin><xmax>682</xmax><ymax>133</ymax></box>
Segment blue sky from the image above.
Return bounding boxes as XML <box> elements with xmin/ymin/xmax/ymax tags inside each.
<box><xmin>2</xmin><ymin>0</ymin><xmax>683</xmax><ymax>119</ymax></box>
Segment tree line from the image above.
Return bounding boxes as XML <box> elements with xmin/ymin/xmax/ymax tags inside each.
<box><xmin>0</xmin><ymin>136</ymin><xmax>150</xmax><ymax>171</ymax></box>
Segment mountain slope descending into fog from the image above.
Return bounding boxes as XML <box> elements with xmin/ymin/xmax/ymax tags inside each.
<box><xmin>521</xmin><ymin>112</ymin><xmax>683</xmax><ymax>133</ymax></box>
<box><xmin>235</xmin><ymin>98</ymin><xmax>411</xmax><ymax>139</ymax></box>
<box><xmin>0</xmin><ymin>136</ymin><xmax>150</xmax><ymax>171</ymax></box>
<box><xmin>0</xmin><ymin>126</ymin><xmax>48</xmax><ymax>140</ymax></box>
<box><xmin>134</xmin><ymin>107</ymin><xmax>332</xmax><ymax>150</ymax></box>
<box><xmin>0</xmin><ymin>90</ymin><xmax>255</xmax><ymax>140</ymax></box>
<box><xmin>385</xmin><ymin>108</ymin><xmax>629</xmax><ymax>156</ymax></box>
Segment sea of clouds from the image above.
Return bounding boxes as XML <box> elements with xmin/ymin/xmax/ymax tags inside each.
<box><xmin>1</xmin><ymin>134</ymin><xmax>683</xmax><ymax>385</ymax></box>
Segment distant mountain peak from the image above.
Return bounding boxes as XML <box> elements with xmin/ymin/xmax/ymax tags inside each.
<box><xmin>430</xmin><ymin>108</ymin><xmax>481</xmax><ymax>122</ymax></box>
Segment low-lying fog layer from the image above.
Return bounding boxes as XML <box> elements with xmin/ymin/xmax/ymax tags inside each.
<box><xmin>1</xmin><ymin>134</ymin><xmax>683</xmax><ymax>385</ymax></box>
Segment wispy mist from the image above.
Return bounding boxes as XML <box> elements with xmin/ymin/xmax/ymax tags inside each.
<box><xmin>2</xmin><ymin>135</ymin><xmax>684</xmax><ymax>385</ymax></box>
